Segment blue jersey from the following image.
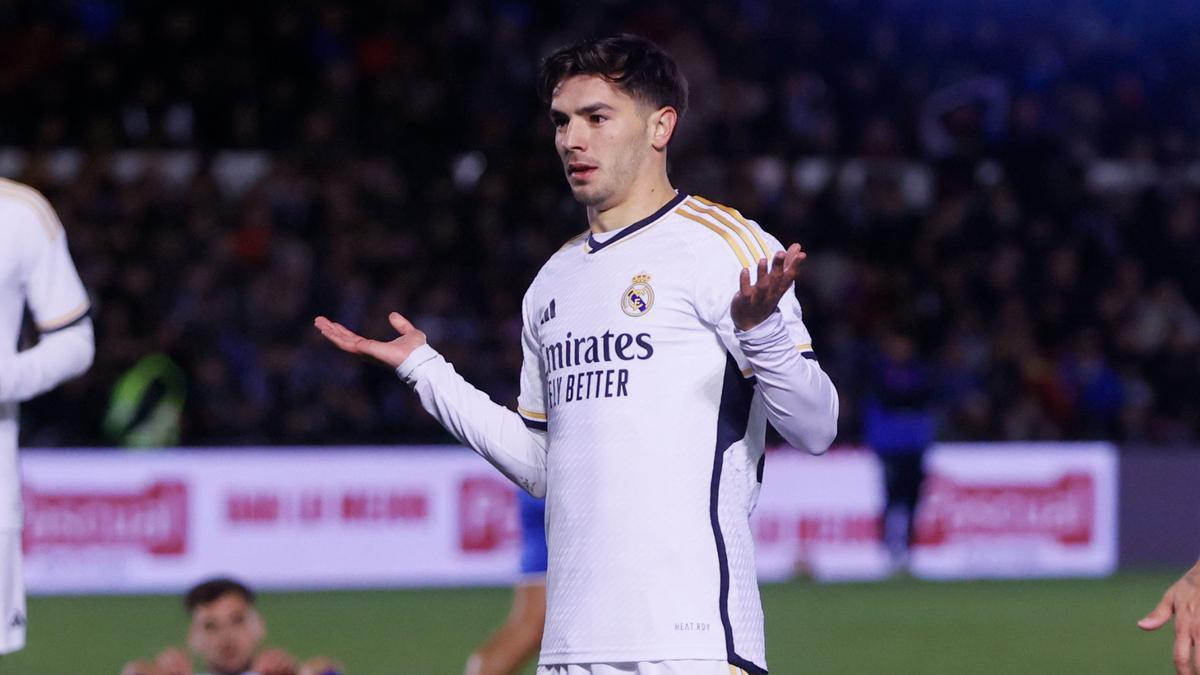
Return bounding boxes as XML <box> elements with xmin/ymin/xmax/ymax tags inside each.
<box><xmin>517</xmin><ymin>489</ymin><xmax>547</xmax><ymax>575</ymax></box>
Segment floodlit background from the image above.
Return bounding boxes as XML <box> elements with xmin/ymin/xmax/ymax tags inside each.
<box><xmin>3</xmin><ymin>0</ymin><xmax>1200</xmax><ymax>672</ymax></box>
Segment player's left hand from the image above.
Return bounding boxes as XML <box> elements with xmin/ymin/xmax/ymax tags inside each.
<box><xmin>1139</xmin><ymin>561</ymin><xmax>1200</xmax><ymax>675</ymax></box>
<box><xmin>730</xmin><ymin>243</ymin><xmax>807</xmax><ymax>331</ymax></box>
<box><xmin>253</xmin><ymin>648</ymin><xmax>300</xmax><ymax>675</ymax></box>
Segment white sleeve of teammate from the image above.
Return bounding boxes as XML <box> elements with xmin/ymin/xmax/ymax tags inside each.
<box><xmin>0</xmin><ymin>193</ymin><xmax>94</xmax><ymax>403</ymax></box>
<box><xmin>694</xmin><ymin>224</ymin><xmax>839</xmax><ymax>455</ymax></box>
<box><xmin>0</xmin><ymin>320</ymin><xmax>94</xmax><ymax>403</ymax></box>
<box><xmin>393</xmin><ymin>291</ymin><xmax>549</xmax><ymax>497</ymax></box>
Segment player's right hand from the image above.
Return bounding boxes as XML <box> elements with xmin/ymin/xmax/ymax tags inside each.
<box><xmin>314</xmin><ymin>312</ymin><xmax>428</xmax><ymax>370</ymax></box>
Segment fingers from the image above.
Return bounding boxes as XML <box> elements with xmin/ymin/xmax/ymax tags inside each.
<box><xmin>1174</xmin><ymin>630</ymin><xmax>1194</xmax><ymax>675</ymax></box>
<box><xmin>388</xmin><ymin>311</ymin><xmax>415</xmax><ymax>335</ymax></box>
<box><xmin>1179</xmin><ymin>607</ymin><xmax>1200</xmax><ymax>675</ymax></box>
<box><xmin>313</xmin><ymin>316</ymin><xmax>367</xmax><ymax>353</ymax></box>
<box><xmin>739</xmin><ymin>267</ymin><xmax>752</xmax><ymax>297</ymax></box>
<box><xmin>1141</xmin><ymin>595</ymin><xmax>1175</xmax><ymax>631</ymax></box>
<box><xmin>783</xmin><ymin>243</ymin><xmax>808</xmax><ymax>278</ymax></box>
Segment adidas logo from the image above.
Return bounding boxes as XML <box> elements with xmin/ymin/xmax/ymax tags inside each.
<box><xmin>539</xmin><ymin>299</ymin><xmax>557</xmax><ymax>325</ymax></box>
<box><xmin>9</xmin><ymin>610</ymin><xmax>24</xmax><ymax>629</ymax></box>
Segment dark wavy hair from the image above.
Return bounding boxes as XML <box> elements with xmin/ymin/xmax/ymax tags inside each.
<box><xmin>538</xmin><ymin>34</ymin><xmax>689</xmax><ymax>118</ymax></box>
<box><xmin>184</xmin><ymin>577</ymin><xmax>255</xmax><ymax>613</ymax></box>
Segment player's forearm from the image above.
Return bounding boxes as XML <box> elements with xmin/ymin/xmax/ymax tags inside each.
<box><xmin>0</xmin><ymin>319</ymin><xmax>94</xmax><ymax>403</ymax></box>
<box><xmin>398</xmin><ymin>345</ymin><xmax>548</xmax><ymax>497</ymax></box>
<box><xmin>736</xmin><ymin>312</ymin><xmax>839</xmax><ymax>454</ymax></box>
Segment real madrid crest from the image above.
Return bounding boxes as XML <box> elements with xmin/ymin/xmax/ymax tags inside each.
<box><xmin>621</xmin><ymin>273</ymin><xmax>654</xmax><ymax>317</ymax></box>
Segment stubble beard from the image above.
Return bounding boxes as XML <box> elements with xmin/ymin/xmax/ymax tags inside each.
<box><xmin>572</xmin><ymin>182</ymin><xmax>611</xmax><ymax>207</ymax></box>
<box><xmin>570</xmin><ymin>146</ymin><xmax>640</xmax><ymax>210</ymax></box>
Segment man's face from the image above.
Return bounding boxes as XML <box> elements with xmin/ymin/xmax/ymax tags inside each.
<box><xmin>550</xmin><ymin>75</ymin><xmax>656</xmax><ymax>209</ymax></box>
<box><xmin>187</xmin><ymin>593</ymin><xmax>265</xmax><ymax>674</ymax></box>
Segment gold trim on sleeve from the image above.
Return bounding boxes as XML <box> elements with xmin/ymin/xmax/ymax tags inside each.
<box><xmin>693</xmin><ymin>195</ymin><xmax>771</xmax><ymax>261</ymax></box>
<box><xmin>36</xmin><ymin>301</ymin><xmax>90</xmax><ymax>332</ymax></box>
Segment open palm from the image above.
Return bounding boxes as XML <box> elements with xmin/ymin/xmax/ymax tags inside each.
<box><xmin>730</xmin><ymin>243</ymin><xmax>807</xmax><ymax>331</ymax></box>
<box><xmin>313</xmin><ymin>312</ymin><xmax>427</xmax><ymax>369</ymax></box>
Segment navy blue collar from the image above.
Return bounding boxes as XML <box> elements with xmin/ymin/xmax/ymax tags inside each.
<box><xmin>585</xmin><ymin>192</ymin><xmax>688</xmax><ymax>253</ymax></box>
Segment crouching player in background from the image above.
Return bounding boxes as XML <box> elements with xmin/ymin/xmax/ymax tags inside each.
<box><xmin>465</xmin><ymin>491</ymin><xmax>548</xmax><ymax>675</ymax></box>
<box><xmin>121</xmin><ymin>578</ymin><xmax>342</xmax><ymax>675</ymax></box>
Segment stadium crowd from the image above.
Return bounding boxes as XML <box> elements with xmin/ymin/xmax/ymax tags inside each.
<box><xmin>7</xmin><ymin>0</ymin><xmax>1200</xmax><ymax>446</ymax></box>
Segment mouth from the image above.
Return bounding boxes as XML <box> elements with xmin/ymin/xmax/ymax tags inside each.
<box><xmin>567</xmin><ymin>162</ymin><xmax>598</xmax><ymax>181</ymax></box>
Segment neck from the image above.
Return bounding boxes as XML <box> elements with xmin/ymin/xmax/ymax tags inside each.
<box><xmin>587</xmin><ymin>172</ymin><xmax>675</xmax><ymax>234</ymax></box>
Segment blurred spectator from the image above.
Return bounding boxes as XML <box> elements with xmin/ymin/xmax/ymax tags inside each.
<box><xmin>864</xmin><ymin>327</ymin><xmax>936</xmax><ymax>569</ymax></box>
<box><xmin>4</xmin><ymin>0</ymin><xmax>1200</xmax><ymax>446</ymax></box>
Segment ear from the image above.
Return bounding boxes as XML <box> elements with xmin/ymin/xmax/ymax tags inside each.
<box><xmin>186</xmin><ymin>621</ymin><xmax>203</xmax><ymax>654</ymax></box>
<box><xmin>649</xmin><ymin>106</ymin><xmax>678</xmax><ymax>151</ymax></box>
<box><xmin>248</xmin><ymin>610</ymin><xmax>266</xmax><ymax>644</ymax></box>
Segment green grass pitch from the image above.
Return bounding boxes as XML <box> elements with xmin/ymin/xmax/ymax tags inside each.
<box><xmin>0</xmin><ymin>572</ymin><xmax>1180</xmax><ymax>674</ymax></box>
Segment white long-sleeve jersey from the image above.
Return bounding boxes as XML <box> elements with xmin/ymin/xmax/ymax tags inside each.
<box><xmin>397</xmin><ymin>192</ymin><xmax>838</xmax><ymax>673</ymax></box>
<box><xmin>0</xmin><ymin>179</ymin><xmax>94</xmax><ymax>530</ymax></box>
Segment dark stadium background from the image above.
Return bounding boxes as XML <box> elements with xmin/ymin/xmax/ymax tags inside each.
<box><xmin>3</xmin><ymin>0</ymin><xmax>1200</xmax><ymax>672</ymax></box>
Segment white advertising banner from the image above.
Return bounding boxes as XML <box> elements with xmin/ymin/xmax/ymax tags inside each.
<box><xmin>913</xmin><ymin>443</ymin><xmax>1118</xmax><ymax>580</ymax></box>
<box><xmin>753</xmin><ymin>443</ymin><xmax>1118</xmax><ymax>581</ymax></box>
<box><xmin>20</xmin><ymin>448</ymin><xmax>523</xmax><ymax>594</ymax></box>
<box><xmin>19</xmin><ymin>443</ymin><xmax>1117</xmax><ymax>594</ymax></box>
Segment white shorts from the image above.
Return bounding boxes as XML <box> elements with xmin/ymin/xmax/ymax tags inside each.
<box><xmin>538</xmin><ymin>662</ymin><xmax>752</xmax><ymax>675</ymax></box>
<box><xmin>0</xmin><ymin>530</ymin><xmax>25</xmax><ymax>654</ymax></box>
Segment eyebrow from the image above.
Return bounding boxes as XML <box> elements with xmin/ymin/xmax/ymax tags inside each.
<box><xmin>576</xmin><ymin>102</ymin><xmax>614</xmax><ymax>115</ymax></box>
<box><xmin>548</xmin><ymin>102</ymin><xmax>616</xmax><ymax>119</ymax></box>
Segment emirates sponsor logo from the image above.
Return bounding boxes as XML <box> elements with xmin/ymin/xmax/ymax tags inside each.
<box><xmin>22</xmin><ymin>481</ymin><xmax>188</xmax><ymax>556</ymax></box>
<box><xmin>916</xmin><ymin>472</ymin><xmax>1094</xmax><ymax>546</ymax></box>
<box><xmin>458</xmin><ymin>476</ymin><xmax>517</xmax><ymax>553</ymax></box>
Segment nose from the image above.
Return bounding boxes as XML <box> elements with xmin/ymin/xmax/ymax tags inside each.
<box><xmin>561</xmin><ymin>118</ymin><xmax>586</xmax><ymax>152</ymax></box>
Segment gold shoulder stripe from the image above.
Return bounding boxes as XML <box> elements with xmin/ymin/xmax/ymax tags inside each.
<box><xmin>674</xmin><ymin>207</ymin><xmax>753</xmax><ymax>269</ymax></box>
<box><xmin>682</xmin><ymin>199</ymin><xmax>768</xmax><ymax>261</ymax></box>
<box><xmin>0</xmin><ymin>178</ymin><xmax>63</xmax><ymax>240</ymax></box>
<box><xmin>796</xmin><ymin>342</ymin><xmax>813</xmax><ymax>351</ymax></box>
<box><xmin>518</xmin><ymin>407</ymin><xmax>547</xmax><ymax>421</ymax></box>
<box><xmin>693</xmin><ymin>195</ymin><xmax>771</xmax><ymax>260</ymax></box>
<box><xmin>37</xmin><ymin>301</ymin><xmax>90</xmax><ymax>332</ymax></box>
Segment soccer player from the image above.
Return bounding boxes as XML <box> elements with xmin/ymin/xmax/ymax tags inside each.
<box><xmin>121</xmin><ymin>577</ymin><xmax>342</xmax><ymax>675</ymax></box>
<box><xmin>0</xmin><ymin>178</ymin><xmax>94</xmax><ymax>655</ymax></box>
<box><xmin>315</xmin><ymin>34</ymin><xmax>839</xmax><ymax>674</ymax></box>
<box><xmin>464</xmin><ymin>491</ymin><xmax>547</xmax><ymax>675</ymax></box>
<box><xmin>1139</xmin><ymin>559</ymin><xmax>1200</xmax><ymax>675</ymax></box>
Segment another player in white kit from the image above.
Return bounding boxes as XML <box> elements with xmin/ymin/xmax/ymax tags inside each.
<box><xmin>316</xmin><ymin>35</ymin><xmax>838</xmax><ymax>674</ymax></box>
<box><xmin>0</xmin><ymin>178</ymin><xmax>94</xmax><ymax>654</ymax></box>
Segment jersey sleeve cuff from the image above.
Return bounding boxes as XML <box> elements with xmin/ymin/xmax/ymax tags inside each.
<box><xmin>36</xmin><ymin>301</ymin><xmax>91</xmax><ymax>333</ymax></box>
<box><xmin>518</xmin><ymin>407</ymin><xmax>548</xmax><ymax>431</ymax></box>
<box><xmin>734</xmin><ymin>310</ymin><xmax>789</xmax><ymax>348</ymax></box>
<box><xmin>394</xmin><ymin>344</ymin><xmax>442</xmax><ymax>384</ymax></box>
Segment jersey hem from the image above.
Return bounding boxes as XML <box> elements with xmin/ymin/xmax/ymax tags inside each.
<box><xmin>538</xmin><ymin>645</ymin><xmax>730</xmax><ymax>665</ymax></box>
